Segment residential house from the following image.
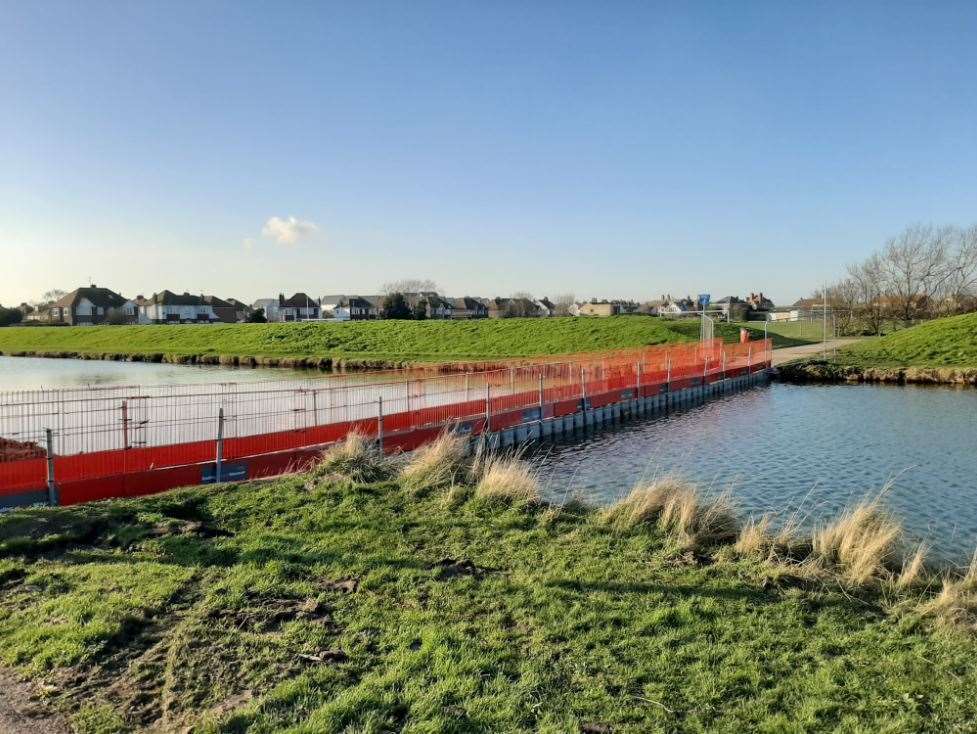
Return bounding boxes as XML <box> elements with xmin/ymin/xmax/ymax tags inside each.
<box><xmin>577</xmin><ymin>301</ymin><xmax>617</xmax><ymax>317</ymax></box>
<box><xmin>656</xmin><ymin>295</ymin><xmax>696</xmax><ymax>315</ymax></box>
<box><xmin>224</xmin><ymin>299</ymin><xmax>253</xmax><ymax>322</ymax></box>
<box><xmin>534</xmin><ymin>297</ymin><xmax>555</xmax><ymax>317</ymax></box>
<box><xmin>477</xmin><ymin>297</ymin><xmax>543</xmax><ymax>318</ymax></box>
<box><xmin>251</xmin><ymin>298</ymin><xmax>280</xmax><ymax>322</ymax></box>
<box><xmin>745</xmin><ymin>292</ymin><xmax>775</xmax><ymax>312</ymax></box>
<box><xmin>48</xmin><ymin>286</ymin><xmax>128</xmax><ymax>325</ymax></box>
<box><xmin>404</xmin><ymin>292</ymin><xmax>453</xmax><ymax>319</ymax></box>
<box><xmin>450</xmin><ymin>297</ymin><xmax>489</xmax><ymax>319</ymax></box>
<box><xmin>138</xmin><ymin>291</ymin><xmax>220</xmax><ymax>324</ymax></box>
<box><xmin>278</xmin><ymin>293</ymin><xmax>321</xmax><ymax>321</ymax></box>
<box><xmin>576</xmin><ymin>300</ymin><xmax>641</xmax><ymax>317</ymax></box>
<box><xmin>714</xmin><ymin>296</ymin><xmax>750</xmax><ymax>321</ymax></box>
<box><xmin>321</xmin><ymin>295</ymin><xmax>380</xmax><ymax>320</ymax></box>
<box><xmin>202</xmin><ymin>295</ymin><xmax>239</xmax><ymax>323</ymax></box>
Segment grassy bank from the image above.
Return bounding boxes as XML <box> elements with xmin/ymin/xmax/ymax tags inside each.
<box><xmin>779</xmin><ymin>312</ymin><xmax>977</xmax><ymax>385</ymax></box>
<box><xmin>2</xmin><ymin>439</ymin><xmax>976</xmax><ymax>732</ymax></box>
<box><xmin>0</xmin><ymin>318</ymin><xmax>769</xmax><ymax>370</ymax></box>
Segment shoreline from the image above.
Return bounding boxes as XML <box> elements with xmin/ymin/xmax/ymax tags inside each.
<box><xmin>775</xmin><ymin>359</ymin><xmax>977</xmax><ymax>386</ymax></box>
<box><xmin>0</xmin><ymin>349</ymin><xmax>515</xmax><ymax>374</ymax></box>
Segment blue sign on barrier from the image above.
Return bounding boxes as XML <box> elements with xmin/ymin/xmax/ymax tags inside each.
<box><xmin>202</xmin><ymin>462</ymin><xmax>249</xmax><ymax>484</ymax></box>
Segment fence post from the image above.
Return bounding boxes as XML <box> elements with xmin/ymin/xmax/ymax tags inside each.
<box><xmin>635</xmin><ymin>361</ymin><xmax>642</xmax><ymax>393</ymax></box>
<box><xmin>215</xmin><ymin>407</ymin><xmax>225</xmax><ymax>484</ymax></box>
<box><xmin>538</xmin><ymin>372</ymin><xmax>544</xmax><ymax>420</ymax></box>
<box><xmin>121</xmin><ymin>399</ymin><xmax>130</xmax><ymax>450</ymax></box>
<box><xmin>666</xmin><ymin>355</ymin><xmax>672</xmax><ymax>389</ymax></box>
<box><xmin>721</xmin><ymin>350</ymin><xmax>727</xmax><ymax>381</ymax></box>
<box><xmin>748</xmin><ymin>343</ymin><xmax>753</xmax><ymax>372</ymax></box>
<box><xmin>580</xmin><ymin>366</ymin><xmax>587</xmax><ymax>403</ymax></box>
<box><xmin>45</xmin><ymin>428</ymin><xmax>58</xmax><ymax>506</ymax></box>
<box><xmin>485</xmin><ymin>384</ymin><xmax>491</xmax><ymax>433</ymax></box>
<box><xmin>312</xmin><ymin>391</ymin><xmax>318</xmax><ymax>427</ymax></box>
<box><xmin>377</xmin><ymin>396</ymin><xmax>384</xmax><ymax>452</ymax></box>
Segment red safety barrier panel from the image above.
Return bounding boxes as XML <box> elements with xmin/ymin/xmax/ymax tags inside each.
<box><xmin>1</xmin><ymin>339</ymin><xmax>773</xmax><ymax>506</ymax></box>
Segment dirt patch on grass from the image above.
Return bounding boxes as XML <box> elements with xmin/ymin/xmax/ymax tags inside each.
<box><xmin>431</xmin><ymin>557</ymin><xmax>494</xmax><ymax>579</ymax></box>
<box><xmin>0</xmin><ymin>667</ymin><xmax>71</xmax><ymax>734</ymax></box>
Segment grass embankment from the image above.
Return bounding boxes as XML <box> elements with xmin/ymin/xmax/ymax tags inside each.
<box><xmin>2</xmin><ymin>436</ymin><xmax>977</xmax><ymax>732</ymax></box>
<box><xmin>0</xmin><ymin>318</ymin><xmax>770</xmax><ymax>370</ymax></box>
<box><xmin>780</xmin><ymin>312</ymin><xmax>977</xmax><ymax>385</ymax></box>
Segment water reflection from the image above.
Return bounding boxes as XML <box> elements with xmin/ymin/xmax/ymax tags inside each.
<box><xmin>533</xmin><ymin>382</ymin><xmax>977</xmax><ymax>561</ymax></box>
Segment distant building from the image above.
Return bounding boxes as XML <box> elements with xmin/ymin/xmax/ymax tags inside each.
<box><xmin>321</xmin><ymin>295</ymin><xmax>380</xmax><ymax>320</ymax></box>
<box><xmin>477</xmin><ymin>297</ymin><xmax>544</xmax><ymax>318</ymax></box>
<box><xmin>450</xmin><ymin>297</ymin><xmax>489</xmax><ymax>319</ymax></box>
<box><xmin>48</xmin><ymin>286</ymin><xmax>128</xmax><ymax>325</ymax></box>
<box><xmin>277</xmin><ymin>293</ymin><xmax>321</xmax><ymax>321</ymax></box>
<box><xmin>576</xmin><ymin>300</ymin><xmax>641</xmax><ymax>317</ymax></box>
<box><xmin>224</xmin><ymin>298</ymin><xmax>253</xmax><ymax>322</ymax></box>
<box><xmin>251</xmin><ymin>298</ymin><xmax>281</xmax><ymax>322</ymax></box>
<box><xmin>404</xmin><ymin>292</ymin><xmax>453</xmax><ymax>319</ymax></box>
<box><xmin>746</xmin><ymin>292</ymin><xmax>774</xmax><ymax>311</ymax></box>
<box><xmin>714</xmin><ymin>296</ymin><xmax>750</xmax><ymax>321</ymax></box>
<box><xmin>138</xmin><ymin>291</ymin><xmax>223</xmax><ymax>324</ymax></box>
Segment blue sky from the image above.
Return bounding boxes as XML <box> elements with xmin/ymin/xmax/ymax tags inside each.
<box><xmin>2</xmin><ymin>1</ymin><xmax>976</xmax><ymax>306</ymax></box>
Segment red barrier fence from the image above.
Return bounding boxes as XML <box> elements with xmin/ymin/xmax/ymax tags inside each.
<box><xmin>0</xmin><ymin>339</ymin><xmax>771</xmax><ymax>505</ymax></box>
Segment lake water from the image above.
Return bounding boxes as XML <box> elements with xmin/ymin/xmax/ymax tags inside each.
<box><xmin>0</xmin><ymin>355</ymin><xmax>313</xmax><ymax>390</ymax></box>
<box><xmin>2</xmin><ymin>357</ymin><xmax>975</xmax><ymax>561</ymax></box>
<box><xmin>534</xmin><ymin>382</ymin><xmax>977</xmax><ymax>563</ymax></box>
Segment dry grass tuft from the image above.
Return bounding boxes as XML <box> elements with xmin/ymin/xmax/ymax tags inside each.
<box><xmin>811</xmin><ymin>500</ymin><xmax>903</xmax><ymax>586</ymax></box>
<box><xmin>399</xmin><ymin>431</ymin><xmax>469</xmax><ymax>494</ymax></box>
<box><xmin>601</xmin><ymin>478</ymin><xmax>738</xmax><ymax>549</ymax></box>
<box><xmin>895</xmin><ymin>543</ymin><xmax>929</xmax><ymax>590</ymax></box>
<box><xmin>734</xmin><ymin>514</ymin><xmax>775</xmax><ymax>557</ymax></box>
<box><xmin>310</xmin><ymin>432</ymin><xmax>389</xmax><ymax>484</ymax></box>
<box><xmin>919</xmin><ymin>574</ymin><xmax>977</xmax><ymax>629</ymax></box>
<box><xmin>734</xmin><ymin>513</ymin><xmax>813</xmax><ymax>563</ymax></box>
<box><xmin>474</xmin><ymin>455</ymin><xmax>541</xmax><ymax>505</ymax></box>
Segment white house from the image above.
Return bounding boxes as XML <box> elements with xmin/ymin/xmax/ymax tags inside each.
<box><xmin>252</xmin><ymin>298</ymin><xmax>280</xmax><ymax>322</ymax></box>
<box><xmin>277</xmin><ymin>293</ymin><xmax>321</xmax><ymax>321</ymax></box>
<box><xmin>138</xmin><ymin>291</ymin><xmax>218</xmax><ymax>324</ymax></box>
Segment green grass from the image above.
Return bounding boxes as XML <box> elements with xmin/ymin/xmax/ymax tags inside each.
<box><xmin>833</xmin><ymin>312</ymin><xmax>977</xmax><ymax>368</ymax></box>
<box><xmin>0</xmin><ymin>317</ymin><xmax>754</xmax><ymax>367</ymax></box>
<box><xmin>732</xmin><ymin>320</ymin><xmax>827</xmax><ymax>348</ymax></box>
<box><xmin>2</xmin><ymin>474</ymin><xmax>976</xmax><ymax>732</ymax></box>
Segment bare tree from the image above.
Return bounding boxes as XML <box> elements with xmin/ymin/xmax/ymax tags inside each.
<box><xmin>551</xmin><ymin>293</ymin><xmax>576</xmax><ymax>316</ymax></box>
<box><xmin>826</xmin><ymin>221</ymin><xmax>977</xmax><ymax>334</ymax></box>
<box><xmin>381</xmin><ymin>279</ymin><xmax>438</xmax><ymax>295</ymax></box>
<box><xmin>848</xmin><ymin>253</ymin><xmax>887</xmax><ymax>334</ymax></box>
<box><xmin>881</xmin><ymin>224</ymin><xmax>954</xmax><ymax>324</ymax></box>
<box><xmin>941</xmin><ymin>225</ymin><xmax>977</xmax><ymax>314</ymax></box>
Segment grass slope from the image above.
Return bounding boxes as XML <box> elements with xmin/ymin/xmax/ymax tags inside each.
<box><xmin>835</xmin><ymin>312</ymin><xmax>977</xmax><ymax>368</ymax></box>
<box><xmin>1</xmin><ymin>474</ymin><xmax>976</xmax><ymax>732</ymax></box>
<box><xmin>0</xmin><ymin>318</ymin><xmax>724</xmax><ymax>364</ymax></box>
<box><xmin>0</xmin><ymin>318</ymin><xmax>772</xmax><ymax>367</ymax></box>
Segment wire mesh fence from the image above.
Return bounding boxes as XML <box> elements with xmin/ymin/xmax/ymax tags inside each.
<box><xmin>0</xmin><ymin>339</ymin><xmax>771</xmax><ymax>497</ymax></box>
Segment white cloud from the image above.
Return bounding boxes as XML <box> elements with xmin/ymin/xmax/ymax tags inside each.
<box><xmin>261</xmin><ymin>215</ymin><xmax>319</xmax><ymax>245</ymax></box>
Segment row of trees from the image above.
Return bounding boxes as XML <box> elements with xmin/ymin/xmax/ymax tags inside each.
<box><xmin>0</xmin><ymin>305</ymin><xmax>24</xmax><ymax>327</ymax></box>
<box><xmin>822</xmin><ymin>223</ymin><xmax>977</xmax><ymax>334</ymax></box>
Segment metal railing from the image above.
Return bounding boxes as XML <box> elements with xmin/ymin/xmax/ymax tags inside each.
<box><xmin>0</xmin><ymin>339</ymin><xmax>772</xmax><ymax>498</ymax></box>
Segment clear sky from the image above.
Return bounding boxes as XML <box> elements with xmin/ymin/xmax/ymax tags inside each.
<box><xmin>2</xmin><ymin>1</ymin><xmax>976</xmax><ymax>307</ymax></box>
